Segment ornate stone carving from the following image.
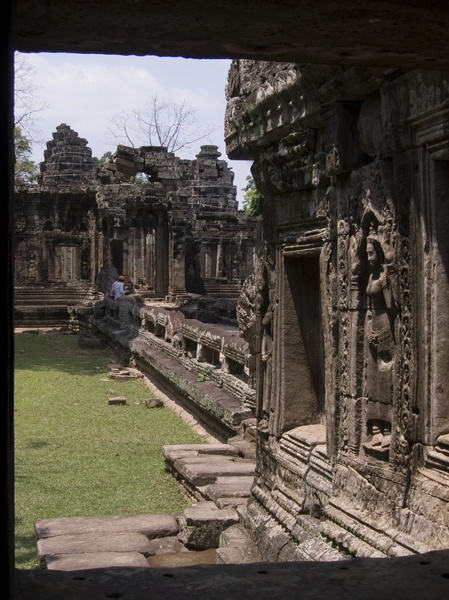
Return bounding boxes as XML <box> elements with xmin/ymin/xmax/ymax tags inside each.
<box><xmin>236</xmin><ymin>273</ymin><xmax>257</xmax><ymax>388</ymax></box>
<box><xmin>393</xmin><ymin>236</ymin><xmax>413</xmax><ymax>472</ymax></box>
<box><xmin>349</xmin><ymin>205</ymin><xmax>398</xmax><ymax>409</ymax></box>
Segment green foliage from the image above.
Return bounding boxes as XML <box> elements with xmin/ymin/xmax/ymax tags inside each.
<box><xmin>93</xmin><ymin>151</ymin><xmax>112</xmax><ymax>165</ymax></box>
<box><xmin>14</xmin><ymin>126</ymin><xmax>39</xmax><ymax>184</ymax></box>
<box><xmin>14</xmin><ymin>332</ymin><xmax>206</xmax><ymax>569</ymax></box>
<box><xmin>242</xmin><ymin>175</ymin><xmax>263</xmax><ymax>218</ymax></box>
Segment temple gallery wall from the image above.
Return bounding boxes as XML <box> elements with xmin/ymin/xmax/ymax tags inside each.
<box><xmin>15</xmin><ymin>128</ymin><xmax>257</xmax><ymax>323</ymax></box>
<box><xmin>14</xmin><ymin>60</ymin><xmax>449</xmax><ymax>562</ymax></box>
<box><xmin>224</xmin><ymin>60</ymin><xmax>449</xmax><ymax>558</ymax></box>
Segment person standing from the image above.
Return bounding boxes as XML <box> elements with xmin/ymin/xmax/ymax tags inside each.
<box><xmin>110</xmin><ymin>275</ymin><xmax>125</xmax><ymax>299</ymax></box>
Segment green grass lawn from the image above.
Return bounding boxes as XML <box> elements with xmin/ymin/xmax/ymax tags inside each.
<box><xmin>14</xmin><ymin>331</ymin><xmax>206</xmax><ymax>569</ymax></box>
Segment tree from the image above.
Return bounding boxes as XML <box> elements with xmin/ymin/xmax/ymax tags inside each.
<box><xmin>93</xmin><ymin>151</ymin><xmax>113</xmax><ymax>166</ymax></box>
<box><xmin>14</xmin><ymin>53</ymin><xmax>49</xmax><ymax>144</ymax></box>
<box><xmin>14</xmin><ymin>53</ymin><xmax>49</xmax><ymax>184</ymax></box>
<box><xmin>106</xmin><ymin>94</ymin><xmax>219</xmax><ymax>155</ymax></box>
<box><xmin>242</xmin><ymin>175</ymin><xmax>263</xmax><ymax>218</ymax></box>
<box><xmin>14</xmin><ymin>126</ymin><xmax>39</xmax><ymax>184</ymax></box>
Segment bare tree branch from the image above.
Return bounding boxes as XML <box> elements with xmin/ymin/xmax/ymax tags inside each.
<box><xmin>14</xmin><ymin>52</ymin><xmax>49</xmax><ymax>144</ymax></box>
<box><xmin>105</xmin><ymin>109</ymin><xmax>137</xmax><ymax>148</ymax></box>
<box><xmin>106</xmin><ymin>93</ymin><xmax>219</xmax><ymax>155</ymax></box>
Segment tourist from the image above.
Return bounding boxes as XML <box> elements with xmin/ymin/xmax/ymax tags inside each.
<box><xmin>110</xmin><ymin>275</ymin><xmax>125</xmax><ymax>299</ymax></box>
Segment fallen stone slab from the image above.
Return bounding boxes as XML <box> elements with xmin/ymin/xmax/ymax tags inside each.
<box><xmin>147</xmin><ymin>536</ymin><xmax>188</xmax><ymax>556</ymax></box>
<box><xmin>163</xmin><ymin>443</ymin><xmax>238</xmax><ymax>459</ymax></box>
<box><xmin>108</xmin><ymin>396</ymin><xmax>127</xmax><ymax>405</ymax></box>
<box><xmin>108</xmin><ymin>368</ymin><xmax>139</xmax><ymax>380</ymax></box>
<box><xmin>37</xmin><ymin>532</ymin><xmax>153</xmax><ymax>560</ymax></box>
<box><xmin>145</xmin><ymin>398</ymin><xmax>163</xmax><ymax>408</ymax></box>
<box><xmin>44</xmin><ymin>551</ymin><xmax>149</xmax><ymax>571</ymax></box>
<box><xmin>204</xmin><ymin>476</ymin><xmax>255</xmax><ymax>500</ymax></box>
<box><xmin>175</xmin><ymin>457</ymin><xmax>256</xmax><ymax>486</ymax></box>
<box><xmin>35</xmin><ymin>514</ymin><xmax>179</xmax><ymax>540</ymax></box>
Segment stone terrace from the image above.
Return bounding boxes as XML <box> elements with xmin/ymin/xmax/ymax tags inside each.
<box><xmin>34</xmin><ymin>439</ymin><xmax>261</xmax><ymax>571</ymax></box>
<box><xmin>91</xmin><ymin>296</ymin><xmax>256</xmax><ymax>441</ymax></box>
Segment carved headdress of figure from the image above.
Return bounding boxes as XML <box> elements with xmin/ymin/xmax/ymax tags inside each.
<box><xmin>366</xmin><ymin>227</ymin><xmax>385</xmax><ymax>268</ymax></box>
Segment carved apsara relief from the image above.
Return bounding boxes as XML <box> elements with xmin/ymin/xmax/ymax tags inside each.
<box><xmin>254</xmin><ymin>257</ymin><xmax>276</xmax><ymax>433</ymax></box>
<box><xmin>341</xmin><ymin>198</ymin><xmax>406</xmax><ymax>464</ymax></box>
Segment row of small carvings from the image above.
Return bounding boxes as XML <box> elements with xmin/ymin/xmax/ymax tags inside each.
<box><xmin>107</xmin><ymin>299</ymin><xmax>249</xmax><ymax>367</ymax></box>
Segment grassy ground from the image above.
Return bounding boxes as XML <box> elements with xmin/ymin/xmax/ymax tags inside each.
<box><xmin>14</xmin><ymin>331</ymin><xmax>206</xmax><ymax>569</ymax></box>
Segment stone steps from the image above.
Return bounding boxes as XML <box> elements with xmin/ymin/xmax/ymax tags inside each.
<box><xmin>34</xmin><ymin>440</ymin><xmax>260</xmax><ymax>570</ymax></box>
<box><xmin>14</xmin><ymin>284</ymin><xmax>98</xmax><ymax>327</ymax></box>
<box><xmin>163</xmin><ymin>442</ymin><xmax>256</xmax><ymax>504</ymax></box>
<box><xmin>14</xmin><ymin>306</ymin><xmax>81</xmax><ymax>328</ymax></box>
<box><xmin>15</xmin><ymin>299</ymin><xmax>90</xmax><ymax>307</ymax></box>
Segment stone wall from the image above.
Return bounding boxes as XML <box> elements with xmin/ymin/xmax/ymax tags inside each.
<box><xmin>97</xmin><ymin>142</ymin><xmax>256</xmax><ymax>298</ymax></box>
<box><xmin>225</xmin><ymin>61</ymin><xmax>449</xmax><ymax>560</ymax></box>
<box><xmin>13</xmin><ymin>63</ymin><xmax>449</xmax><ymax>564</ymax></box>
<box><xmin>15</xmin><ymin>125</ymin><xmax>257</xmax><ymax>327</ymax></box>
<box><xmin>91</xmin><ymin>296</ymin><xmax>255</xmax><ymax>440</ymax></box>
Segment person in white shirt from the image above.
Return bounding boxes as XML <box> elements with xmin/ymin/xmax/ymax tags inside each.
<box><xmin>110</xmin><ymin>275</ymin><xmax>125</xmax><ymax>299</ymax></box>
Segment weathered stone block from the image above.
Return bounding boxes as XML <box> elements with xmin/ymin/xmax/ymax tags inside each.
<box><xmin>108</xmin><ymin>396</ymin><xmax>127</xmax><ymax>405</ymax></box>
<box><xmin>177</xmin><ymin>502</ymin><xmax>239</xmax><ymax>550</ymax></box>
<box><xmin>145</xmin><ymin>398</ymin><xmax>163</xmax><ymax>408</ymax></box>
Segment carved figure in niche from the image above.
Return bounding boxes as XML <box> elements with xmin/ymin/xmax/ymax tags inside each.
<box><xmin>365</xmin><ymin>228</ymin><xmax>396</xmax><ymax>369</ymax></box>
<box><xmin>28</xmin><ymin>251</ymin><xmax>37</xmax><ymax>280</ymax></box>
<box><xmin>261</xmin><ymin>302</ymin><xmax>273</xmax><ymax>416</ymax></box>
<box><xmin>258</xmin><ymin>267</ymin><xmax>274</xmax><ymax>430</ymax></box>
<box><xmin>236</xmin><ymin>274</ymin><xmax>257</xmax><ymax>387</ymax></box>
<box><xmin>356</xmin><ymin>207</ymin><xmax>397</xmax><ymax>406</ymax></box>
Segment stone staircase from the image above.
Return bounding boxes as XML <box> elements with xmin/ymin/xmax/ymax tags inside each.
<box><xmin>190</xmin><ymin>278</ymin><xmax>243</xmax><ymax>299</ymax></box>
<box><xmin>15</xmin><ymin>283</ymin><xmax>99</xmax><ymax>328</ymax></box>
<box><xmin>162</xmin><ymin>437</ymin><xmax>256</xmax><ymax>507</ymax></box>
<box><xmin>34</xmin><ymin>434</ymin><xmax>262</xmax><ymax>571</ymax></box>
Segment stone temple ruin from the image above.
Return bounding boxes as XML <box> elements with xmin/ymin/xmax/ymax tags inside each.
<box><xmin>224</xmin><ymin>60</ymin><xmax>449</xmax><ymax>558</ymax></box>
<box><xmin>15</xmin><ymin>59</ymin><xmax>449</xmax><ymax>565</ymax></box>
<box><xmin>12</xmin><ymin>59</ymin><xmax>449</xmax><ymax>599</ymax></box>
<box><xmin>8</xmin><ymin>2</ymin><xmax>449</xmax><ymax>599</ymax></box>
<box><xmin>15</xmin><ymin>123</ymin><xmax>257</xmax><ymax>328</ymax></box>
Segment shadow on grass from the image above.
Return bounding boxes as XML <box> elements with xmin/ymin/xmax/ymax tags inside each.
<box><xmin>14</xmin><ymin>331</ymin><xmax>117</xmax><ymax>376</ymax></box>
<box><xmin>14</xmin><ymin>533</ymin><xmax>40</xmax><ymax>570</ymax></box>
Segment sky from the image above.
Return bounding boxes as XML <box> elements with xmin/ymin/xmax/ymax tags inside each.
<box><xmin>16</xmin><ymin>52</ymin><xmax>252</xmax><ymax>206</ymax></box>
